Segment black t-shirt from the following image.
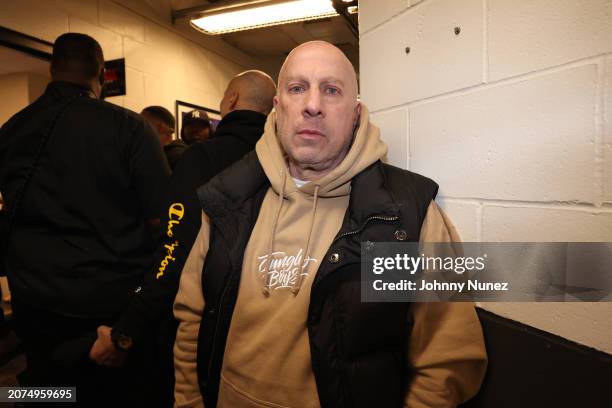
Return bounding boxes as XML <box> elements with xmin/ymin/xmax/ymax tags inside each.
<box><xmin>0</xmin><ymin>81</ymin><xmax>170</xmax><ymax>319</ymax></box>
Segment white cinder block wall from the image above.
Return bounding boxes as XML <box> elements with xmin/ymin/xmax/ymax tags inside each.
<box><xmin>360</xmin><ymin>0</ymin><xmax>612</xmax><ymax>353</ymax></box>
<box><xmin>0</xmin><ymin>73</ymin><xmax>50</xmax><ymax>124</ymax></box>
<box><xmin>0</xmin><ymin>0</ymin><xmax>247</xmax><ymax>116</ymax></box>
<box><xmin>0</xmin><ymin>74</ymin><xmax>30</xmax><ymax>125</ymax></box>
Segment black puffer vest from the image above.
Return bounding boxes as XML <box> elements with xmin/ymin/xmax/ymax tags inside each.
<box><xmin>196</xmin><ymin>152</ymin><xmax>438</xmax><ymax>408</ymax></box>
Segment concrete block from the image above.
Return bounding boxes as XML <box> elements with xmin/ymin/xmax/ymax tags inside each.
<box><xmin>482</xmin><ymin>205</ymin><xmax>612</xmax><ymax>242</ymax></box>
<box><xmin>123</xmin><ymin>38</ymin><xmax>150</xmax><ymax>73</ymax></box>
<box><xmin>409</xmin><ymin>64</ymin><xmax>597</xmax><ymax>203</ymax></box>
<box><xmin>0</xmin><ymin>73</ymin><xmax>30</xmax><ymax>125</ymax></box>
<box><xmin>604</xmin><ymin>145</ymin><xmax>612</xmax><ymax>203</ymax></box>
<box><xmin>605</xmin><ymin>57</ymin><xmax>612</xmax><ymax>145</ymax></box>
<box><xmin>50</xmin><ymin>0</ymin><xmax>98</xmax><ymax>24</ymax></box>
<box><xmin>124</xmin><ymin>36</ymin><xmax>181</xmax><ymax>81</ymax></box>
<box><xmin>0</xmin><ymin>0</ymin><xmax>68</xmax><ymax>42</ymax></box>
<box><xmin>371</xmin><ymin>108</ymin><xmax>408</xmax><ymax>169</ymax></box>
<box><xmin>360</xmin><ymin>0</ymin><xmax>483</xmax><ymax>111</ymax></box>
<box><xmin>181</xmin><ymin>41</ymin><xmax>216</xmax><ymax>95</ymax></box>
<box><xmin>480</xmin><ymin>303</ymin><xmax>612</xmax><ymax>354</ymax></box>
<box><xmin>488</xmin><ymin>0</ymin><xmax>612</xmax><ymax>81</ymax></box>
<box><xmin>69</xmin><ymin>17</ymin><xmax>123</xmax><ymax>60</ymax></box>
<box><xmin>123</xmin><ymin>96</ymin><xmax>145</xmax><ymax>114</ymax></box>
<box><xmin>359</xmin><ymin>0</ymin><xmax>409</xmax><ymax>35</ymax></box>
<box><xmin>106</xmin><ymin>96</ymin><xmax>124</xmax><ymax>108</ymax></box>
<box><xmin>99</xmin><ymin>0</ymin><xmax>145</xmax><ymax>42</ymax></box>
<box><xmin>436</xmin><ymin>200</ymin><xmax>479</xmax><ymax>242</ymax></box>
<box><xmin>126</xmin><ymin>67</ymin><xmax>144</xmax><ymax>101</ymax></box>
<box><xmin>27</xmin><ymin>73</ymin><xmax>50</xmax><ymax>101</ymax></box>
<box><xmin>143</xmin><ymin>74</ymin><xmax>174</xmax><ymax>114</ymax></box>
<box><xmin>144</xmin><ymin>20</ymin><xmax>183</xmax><ymax>52</ymax></box>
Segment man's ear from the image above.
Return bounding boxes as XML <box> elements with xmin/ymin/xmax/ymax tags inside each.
<box><xmin>273</xmin><ymin>95</ymin><xmax>279</xmax><ymax>109</ymax></box>
<box><xmin>228</xmin><ymin>91</ymin><xmax>238</xmax><ymax>111</ymax></box>
<box><xmin>353</xmin><ymin>102</ymin><xmax>362</xmax><ymax>127</ymax></box>
<box><xmin>97</xmin><ymin>67</ymin><xmax>106</xmax><ymax>99</ymax></box>
<box><xmin>99</xmin><ymin>67</ymin><xmax>106</xmax><ymax>87</ymax></box>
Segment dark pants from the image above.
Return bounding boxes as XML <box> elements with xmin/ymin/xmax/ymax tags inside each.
<box><xmin>12</xmin><ymin>299</ymin><xmax>158</xmax><ymax>407</ymax></box>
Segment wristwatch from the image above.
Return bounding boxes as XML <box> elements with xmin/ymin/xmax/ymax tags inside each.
<box><xmin>110</xmin><ymin>329</ymin><xmax>134</xmax><ymax>351</ymax></box>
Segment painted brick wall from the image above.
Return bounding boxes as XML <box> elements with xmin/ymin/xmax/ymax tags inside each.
<box><xmin>0</xmin><ymin>0</ymin><xmax>246</xmax><ymax>115</ymax></box>
<box><xmin>360</xmin><ymin>0</ymin><xmax>612</xmax><ymax>353</ymax></box>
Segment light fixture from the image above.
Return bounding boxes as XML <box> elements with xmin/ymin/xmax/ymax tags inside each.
<box><xmin>190</xmin><ymin>0</ymin><xmax>339</xmax><ymax>35</ymax></box>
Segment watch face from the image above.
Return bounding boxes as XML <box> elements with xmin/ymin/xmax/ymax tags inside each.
<box><xmin>119</xmin><ymin>336</ymin><xmax>133</xmax><ymax>350</ymax></box>
<box><xmin>114</xmin><ymin>333</ymin><xmax>133</xmax><ymax>350</ymax></box>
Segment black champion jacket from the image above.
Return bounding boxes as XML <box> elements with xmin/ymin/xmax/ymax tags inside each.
<box><xmin>113</xmin><ymin>109</ymin><xmax>267</xmax><ymax>343</ymax></box>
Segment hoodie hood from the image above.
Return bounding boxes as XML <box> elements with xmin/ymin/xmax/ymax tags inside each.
<box><xmin>256</xmin><ymin>104</ymin><xmax>387</xmax><ymax>198</ymax></box>
<box><xmin>254</xmin><ymin>103</ymin><xmax>387</xmax><ymax>295</ymax></box>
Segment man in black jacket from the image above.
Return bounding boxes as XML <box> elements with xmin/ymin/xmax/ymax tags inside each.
<box><xmin>141</xmin><ymin>105</ymin><xmax>181</xmax><ymax>169</ymax></box>
<box><xmin>89</xmin><ymin>70</ymin><xmax>276</xmax><ymax>403</ymax></box>
<box><xmin>0</xmin><ymin>33</ymin><xmax>169</xmax><ymax>406</ymax></box>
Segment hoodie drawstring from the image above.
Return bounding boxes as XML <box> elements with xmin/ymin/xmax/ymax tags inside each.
<box><xmin>262</xmin><ymin>169</ymin><xmax>287</xmax><ymax>296</ymax></box>
<box><xmin>291</xmin><ymin>184</ymin><xmax>319</xmax><ymax>296</ymax></box>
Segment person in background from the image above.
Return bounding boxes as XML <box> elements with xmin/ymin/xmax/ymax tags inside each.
<box><xmin>89</xmin><ymin>70</ymin><xmax>276</xmax><ymax>406</ymax></box>
<box><xmin>0</xmin><ymin>33</ymin><xmax>169</xmax><ymax>407</ymax></box>
<box><xmin>141</xmin><ymin>106</ymin><xmax>182</xmax><ymax>170</ymax></box>
<box><xmin>171</xmin><ymin>41</ymin><xmax>487</xmax><ymax>408</ymax></box>
<box><xmin>161</xmin><ymin>109</ymin><xmax>213</xmax><ymax>171</ymax></box>
<box><xmin>141</xmin><ymin>105</ymin><xmax>175</xmax><ymax>146</ymax></box>
<box><xmin>181</xmin><ymin>109</ymin><xmax>212</xmax><ymax>146</ymax></box>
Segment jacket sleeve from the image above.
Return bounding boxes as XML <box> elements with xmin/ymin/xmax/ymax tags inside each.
<box><xmin>173</xmin><ymin>212</ymin><xmax>211</xmax><ymax>408</ymax></box>
<box><xmin>404</xmin><ymin>201</ymin><xmax>488</xmax><ymax>408</ymax></box>
<box><xmin>112</xmin><ymin>147</ymin><xmax>212</xmax><ymax>345</ymax></box>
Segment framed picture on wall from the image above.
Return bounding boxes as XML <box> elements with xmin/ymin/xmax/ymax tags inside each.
<box><xmin>175</xmin><ymin>100</ymin><xmax>222</xmax><ymax>141</ymax></box>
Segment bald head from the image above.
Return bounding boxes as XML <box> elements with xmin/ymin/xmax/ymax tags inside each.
<box><xmin>277</xmin><ymin>41</ymin><xmax>359</xmax><ymax>101</ymax></box>
<box><xmin>220</xmin><ymin>70</ymin><xmax>276</xmax><ymax>117</ymax></box>
<box><xmin>273</xmin><ymin>40</ymin><xmax>362</xmax><ymax>181</ymax></box>
<box><xmin>51</xmin><ymin>33</ymin><xmax>105</xmax><ymax>98</ymax></box>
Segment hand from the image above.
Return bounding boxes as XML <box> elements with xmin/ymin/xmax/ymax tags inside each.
<box><xmin>89</xmin><ymin>325</ymin><xmax>127</xmax><ymax>366</ymax></box>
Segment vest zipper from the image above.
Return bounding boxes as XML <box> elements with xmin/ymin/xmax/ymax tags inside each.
<box><xmin>332</xmin><ymin>215</ymin><xmax>399</xmax><ymax>245</ymax></box>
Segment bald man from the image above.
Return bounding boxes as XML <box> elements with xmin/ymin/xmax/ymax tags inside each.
<box><xmin>89</xmin><ymin>70</ymin><xmax>276</xmax><ymax>406</ymax></box>
<box><xmin>171</xmin><ymin>41</ymin><xmax>486</xmax><ymax>408</ymax></box>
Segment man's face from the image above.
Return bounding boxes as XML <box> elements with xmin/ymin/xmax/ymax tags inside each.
<box><xmin>182</xmin><ymin>122</ymin><xmax>210</xmax><ymax>145</ymax></box>
<box><xmin>274</xmin><ymin>43</ymin><xmax>360</xmax><ymax>177</ymax></box>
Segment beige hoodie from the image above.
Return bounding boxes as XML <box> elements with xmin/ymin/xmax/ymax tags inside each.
<box><xmin>173</xmin><ymin>105</ymin><xmax>487</xmax><ymax>408</ymax></box>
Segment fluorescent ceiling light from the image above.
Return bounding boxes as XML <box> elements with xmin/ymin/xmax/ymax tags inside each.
<box><xmin>190</xmin><ymin>0</ymin><xmax>338</xmax><ymax>35</ymax></box>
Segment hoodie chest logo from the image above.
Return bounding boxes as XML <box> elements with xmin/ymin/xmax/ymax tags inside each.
<box><xmin>258</xmin><ymin>248</ymin><xmax>318</xmax><ymax>291</ymax></box>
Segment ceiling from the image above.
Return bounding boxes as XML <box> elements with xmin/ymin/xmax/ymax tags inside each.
<box><xmin>0</xmin><ymin>1</ymin><xmax>359</xmax><ymax>81</ymax></box>
<box><xmin>0</xmin><ymin>45</ymin><xmax>50</xmax><ymax>77</ymax></box>
<box><xmin>169</xmin><ymin>0</ymin><xmax>359</xmax><ymax>74</ymax></box>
